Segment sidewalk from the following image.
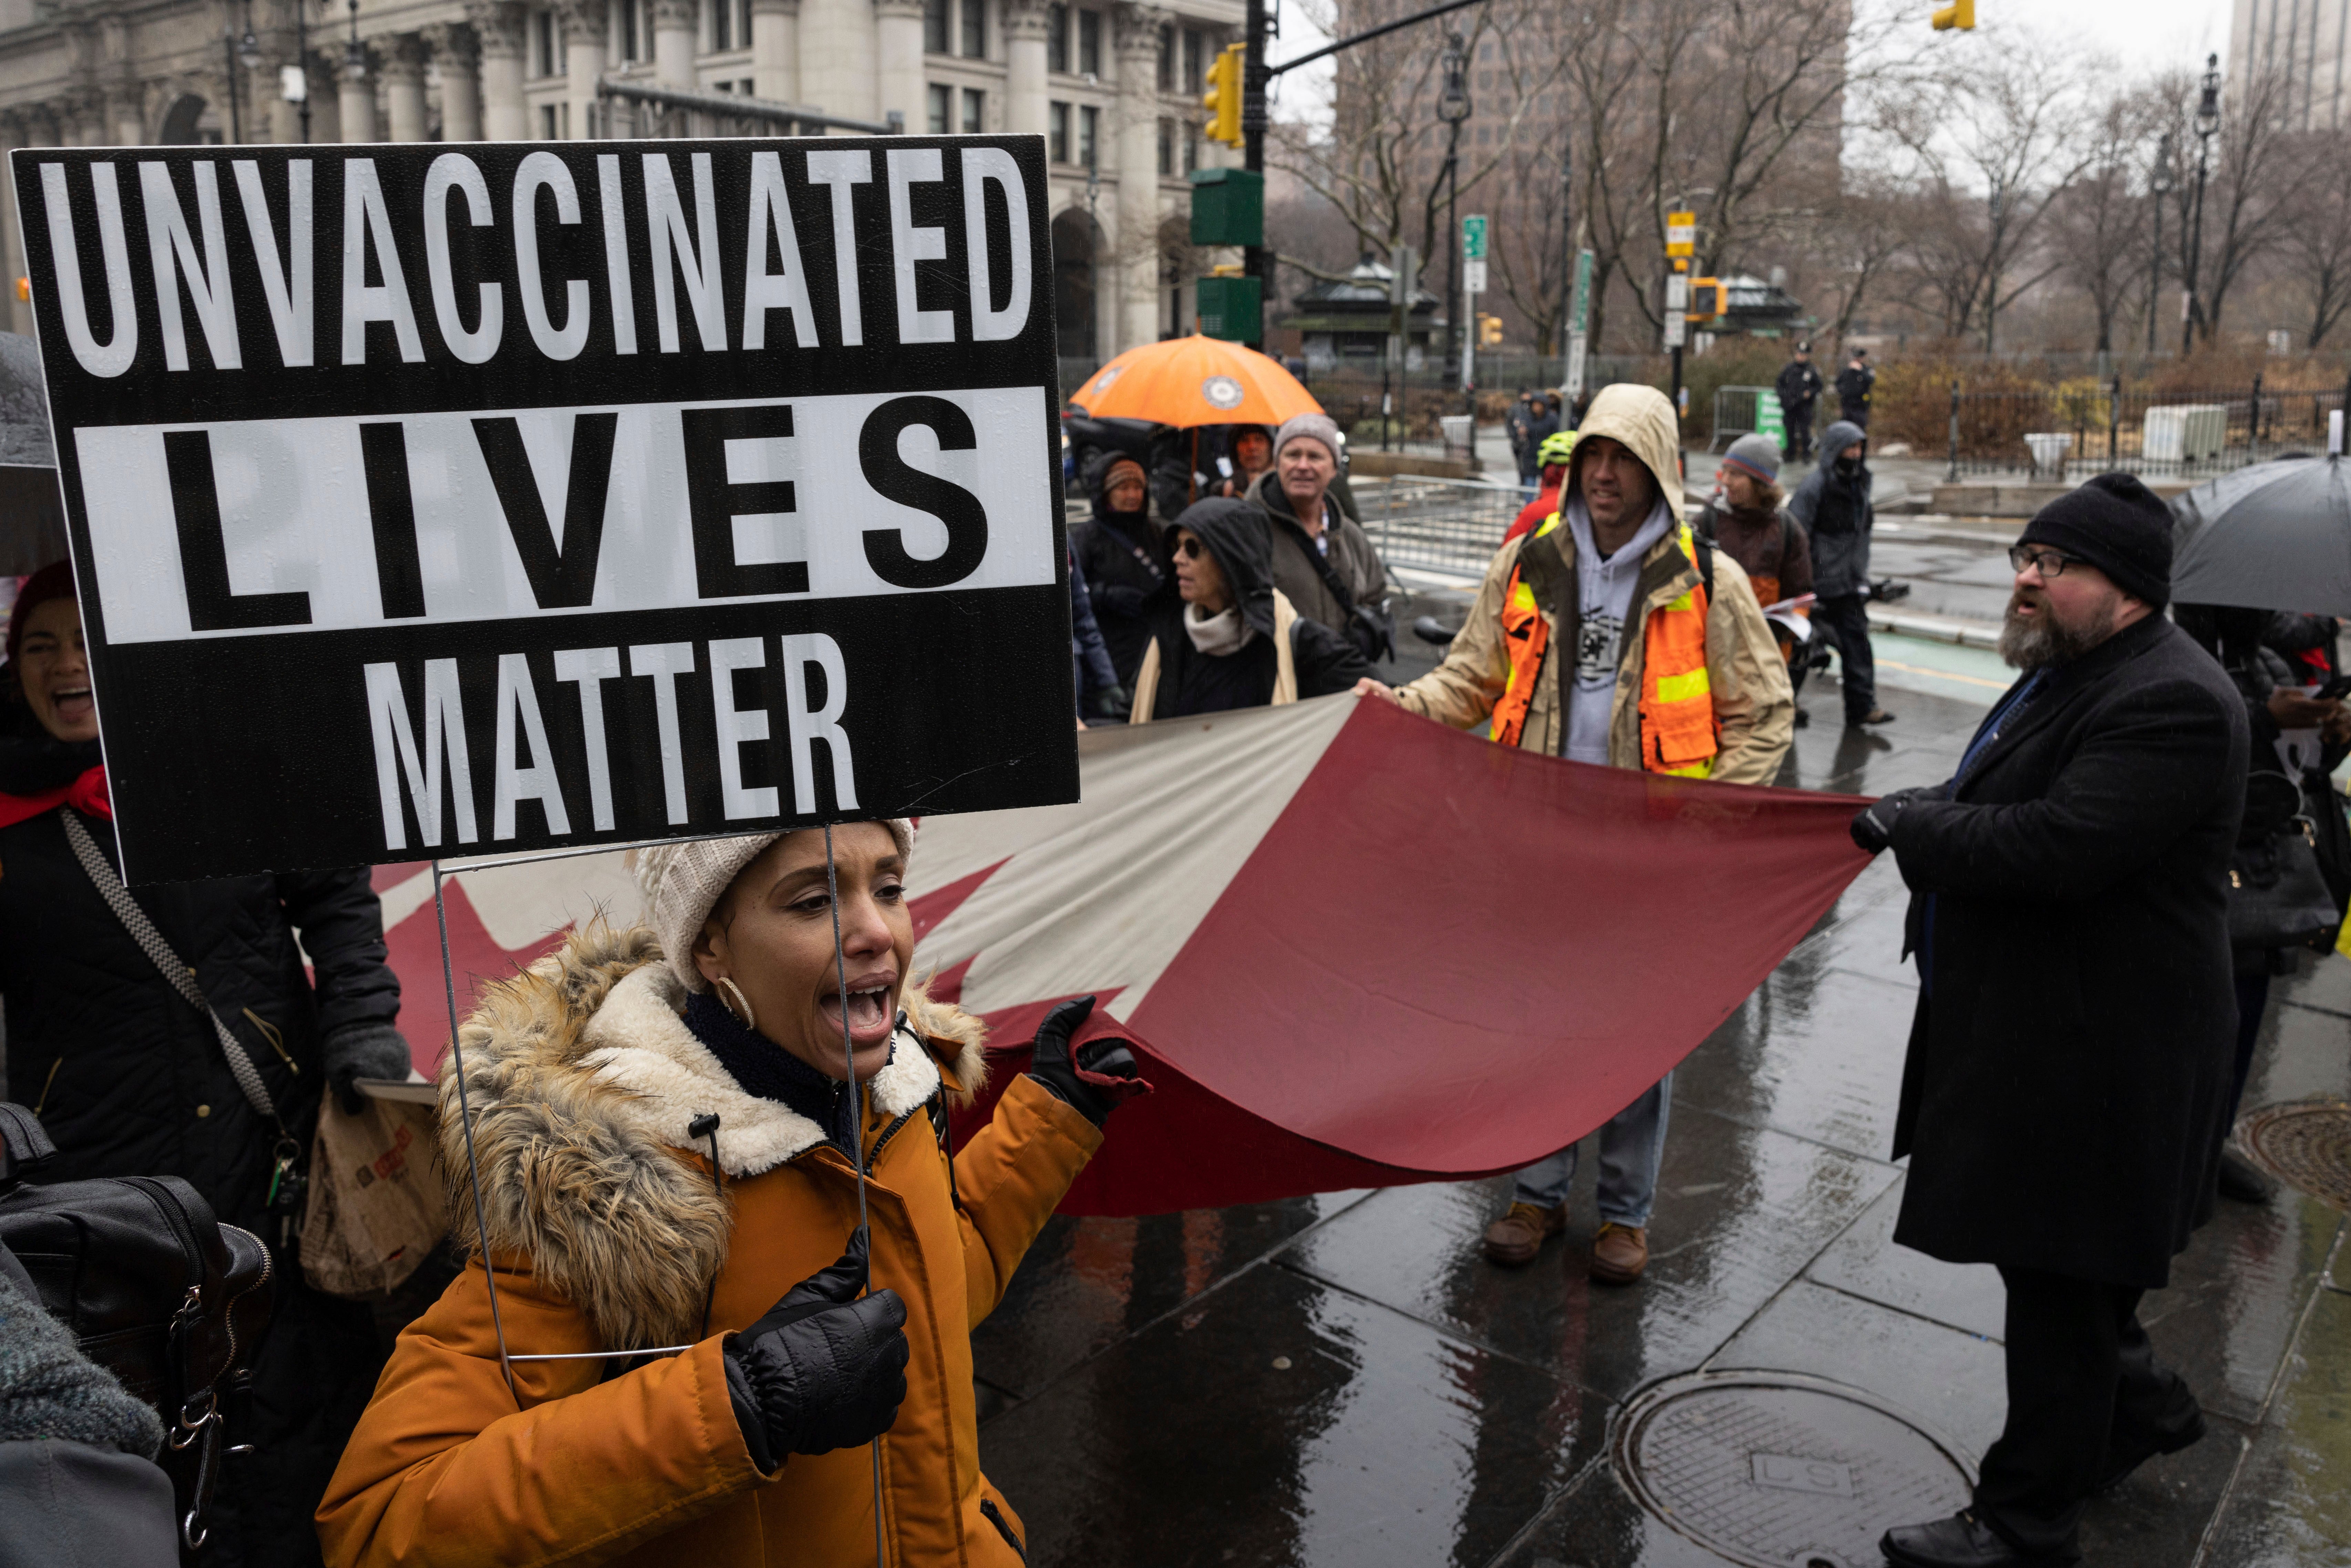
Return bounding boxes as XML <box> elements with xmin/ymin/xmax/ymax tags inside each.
<box><xmin>969</xmin><ymin>682</ymin><xmax>2351</xmax><ymax>1567</ymax></box>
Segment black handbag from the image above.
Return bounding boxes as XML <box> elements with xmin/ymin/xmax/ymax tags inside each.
<box><xmin>2228</xmin><ymin>770</ymin><xmax>2343</xmax><ymax>951</ymax></box>
<box><xmin>0</xmin><ymin>1102</ymin><xmax>277</xmax><ymax>1552</ymax></box>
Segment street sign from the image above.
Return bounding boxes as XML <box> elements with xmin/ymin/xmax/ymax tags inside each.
<box><xmin>1755</xmin><ymin>390</ymin><xmax>1785</xmax><ymax>445</ymax></box>
<box><xmin>1663</xmin><ymin>273</ymin><xmax>1689</xmax><ymax>349</ymax></box>
<box><xmin>1665</xmin><ymin>210</ymin><xmax>1695</xmax><ymax>258</ymax></box>
<box><xmin>1463</xmin><ymin>258</ymin><xmax>1487</xmax><ymax>294</ymax></box>
<box><xmin>1563</xmin><ymin>248</ymin><xmax>1594</xmax><ymax>398</ymax></box>
<box><xmin>15</xmin><ymin>137</ymin><xmax>1075</xmax><ymax>883</ymax></box>
<box><xmin>1462</xmin><ymin>214</ymin><xmax>1487</xmax><ymax>260</ymax></box>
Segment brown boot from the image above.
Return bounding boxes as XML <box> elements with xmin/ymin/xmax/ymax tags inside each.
<box><xmin>1590</xmin><ymin>1221</ymin><xmax>1649</xmax><ymax>1285</ymax></box>
<box><xmin>1481</xmin><ymin>1201</ymin><xmax>1566</xmax><ymax>1266</ymax></box>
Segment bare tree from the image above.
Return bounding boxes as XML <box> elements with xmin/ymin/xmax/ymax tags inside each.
<box><xmin>2048</xmin><ymin>88</ymin><xmax>2159</xmax><ymax>354</ymax></box>
<box><xmin>1868</xmin><ymin>33</ymin><xmax>2106</xmax><ymax>350</ymax></box>
<box><xmin>2283</xmin><ymin>135</ymin><xmax>2351</xmax><ymax>348</ymax></box>
<box><xmin>1807</xmin><ymin>171</ymin><xmax>1910</xmax><ymax>351</ymax></box>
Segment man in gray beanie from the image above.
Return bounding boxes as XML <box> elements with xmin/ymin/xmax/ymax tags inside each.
<box><xmin>1246</xmin><ymin>411</ymin><xmax>1392</xmax><ymax>662</ymax></box>
<box><xmin>1851</xmin><ymin>472</ymin><xmax>2250</xmax><ymax>1568</ymax></box>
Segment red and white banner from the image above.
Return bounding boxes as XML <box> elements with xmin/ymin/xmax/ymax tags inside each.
<box><xmin>383</xmin><ymin>694</ymin><xmax>1871</xmax><ymax>1214</ymax></box>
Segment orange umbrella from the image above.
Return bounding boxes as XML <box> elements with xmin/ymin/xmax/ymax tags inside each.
<box><xmin>1069</xmin><ymin>333</ymin><xmax>1323</xmax><ymax>429</ymax></box>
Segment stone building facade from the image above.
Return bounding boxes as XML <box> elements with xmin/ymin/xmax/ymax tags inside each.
<box><xmin>0</xmin><ymin>0</ymin><xmax>1240</xmax><ymax>357</ymax></box>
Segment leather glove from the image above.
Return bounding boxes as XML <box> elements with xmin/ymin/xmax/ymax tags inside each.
<box><xmin>319</xmin><ymin>1022</ymin><xmax>412</xmax><ymax>1115</ymax></box>
<box><xmin>723</xmin><ymin>1228</ymin><xmax>909</xmax><ymax>1473</ymax></box>
<box><xmin>1025</xmin><ymin>996</ymin><xmax>1151</xmax><ymax>1126</ymax></box>
<box><xmin>1090</xmin><ymin>684</ymin><xmax>1131</xmax><ymax>721</ymax></box>
<box><xmin>1096</xmin><ymin>584</ymin><xmax>1148</xmax><ymax>618</ymax></box>
<box><xmin>1850</xmin><ymin>787</ymin><xmax>1928</xmax><ymax>854</ymax></box>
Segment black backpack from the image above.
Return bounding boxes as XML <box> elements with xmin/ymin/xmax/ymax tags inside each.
<box><xmin>0</xmin><ymin>1101</ymin><xmax>276</xmax><ymax>1552</ymax></box>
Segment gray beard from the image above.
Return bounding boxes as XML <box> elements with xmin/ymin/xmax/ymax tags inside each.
<box><xmin>2000</xmin><ymin>597</ymin><xmax>2116</xmax><ymax>669</ymax></box>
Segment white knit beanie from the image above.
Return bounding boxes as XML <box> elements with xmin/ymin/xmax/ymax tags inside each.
<box><xmin>635</xmin><ymin>820</ymin><xmax>916</xmax><ymax>992</ymax></box>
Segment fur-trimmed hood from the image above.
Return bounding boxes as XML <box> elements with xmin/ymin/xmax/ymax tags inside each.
<box><xmin>436</xmin><ymin>921</ymin><xmax>988</xmax><ymax>1349</ymax></box>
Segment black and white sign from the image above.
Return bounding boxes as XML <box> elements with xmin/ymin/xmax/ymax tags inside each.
<box><xmin>13</xmin><ymin>136</ymin><xmax>1073</xmax><ymax>883</ymax></box>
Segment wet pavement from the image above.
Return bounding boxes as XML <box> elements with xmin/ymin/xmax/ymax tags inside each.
<box><xmin>972</xmin><ymin>541</ymin><xmax>2351</xmax><ymax>1565</ymax></box>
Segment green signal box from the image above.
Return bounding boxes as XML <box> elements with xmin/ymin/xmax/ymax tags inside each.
<box><xmin>1189</xmin><ymin>168</ymin><xmax>1264</xmax><ymax>247</ymax></box>
<box><xmin>1195</xmin><ymin>276</ymin><xmax>1261</xmax><ymax>342</ymax></box>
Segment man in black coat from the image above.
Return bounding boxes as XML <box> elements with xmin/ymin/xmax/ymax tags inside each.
<box><xmin>1855</xmin><ymin>475</ymin><xmax>2248</xmax><ymax>1568</ymax></box>
<box><xmin>1774</xmin><ymin>341</ymin><xmax>1824</xmax><ymax>460</ymax></box>
<box><xmin>1835</xmin><ymin>346</ymin><xmax>1875</xmax><ymax>427</ymax></box>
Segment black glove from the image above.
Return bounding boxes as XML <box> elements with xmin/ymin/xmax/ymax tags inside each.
<box><xmin>1850</xmin><ymin>787</ymin><xmax>1928</xmax><ymax>854</ymax></box>
<box><xmin>723</xmin><ymin>1229</ymin><xmax>909</xmax><ymax>1472</ymax></box>
<box><xmin>1025</xmin><ymin>996</ymin><xmax>1150</xmax><ymax>1126</ymax></box>
<box><xmin>1095</xmin><ymin>584</ymin><xmax>1148</xmax><ymax>619</ymax></box>
<box><xmin>1090</xmin><ymin>683</ymin><xmax>1131</xmax><ymax>721</ymax></box>
<box><xmin>319</xmin><ymin>1021</ymin><xmax>412</xmax><ymax>1115</ymax></box>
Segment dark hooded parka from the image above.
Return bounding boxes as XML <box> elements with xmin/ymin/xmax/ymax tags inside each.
<box><xmin>1131</xmin><ymin>499</ymin><xmax>1372</xmax><ymax>721</ymax></box>
<box><xmin>1788</xmin><ymin>419</ymin><xmax>1873</xmax><ymax>599</ymax></box>
<box><xmin>1070</xmin><ymin>454</ymin><xmax>1169</xmax><ymax>685</ymax></box>
<box><xmin>1885</xmin><ymin>613</ymin><xmax>2249</xmax><ymax>1287</ymax></box>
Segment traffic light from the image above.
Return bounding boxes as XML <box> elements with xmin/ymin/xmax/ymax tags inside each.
<box><xmin>1203</xmin><ymin>43</ymin><xmax>1246</xmax><ymax>148</ymax></box>
<box><xmin>1931</xmin><ymin>0</ymin><xmax>1973</xmax><ymax>29</ymax></box>
<box><xmin>1477</xmin><ymin>312</ymin><xmax>1503</xmax><ymax>347</ymax></box>
<box><xmin>1687</xmin><ymin>277</ymin><xmax>1725</xmax><ymax>321</ymax></box>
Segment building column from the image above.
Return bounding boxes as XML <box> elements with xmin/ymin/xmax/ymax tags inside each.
<box><xmin>561</xmin><ymin>0</ymin><xmax>608</xmax><ymax>140</ymax></box>
<box><xmin>1001</xmin><ymin>0</ymin><xmax>1048</xmax><ymax>135</ymax></box>
<box><xmin>107</xmin><ymin>82</ymin><xmax>143</xmax><ymax>146</ymax></box>
<box><xmin>425</xmin><ymin>23</ymin><xmax>483</xmax><ymax>140</ymax></box>
<box><xmin>650</xmin><ymin>0</ymin><xmax>697</xmax><ymax>90</ymax></box>
<box><xmin>338</xmin><ymin>45</ymin><xmax>378</xmax><ymax>141</ymax></box>
<box><xmin>795</xmin><ymin>0</ymin><xmax>875</xmax><ymax>121</ymax></box>
<box><xmin>381</xmin><ymin>35</ymin><xmax>429</xmax><ymax>140</ymax></box>
<box><xmin>873</xmin><ymin>0</ymin><xmax>923</xmax><ymax>131</ymax></box>
<box><xmin>469</xmin><ymin>2</ymin><xmax>528</xmax><ymax>140</ymax></box>
<box><xmin>750</xmin><ymin>0</ymin><xmax>798</xmax><ymax>104</ymax></box>
<box><xmin>1113</xmin><ymin>4</ymin><xmax>1164</xmax><ymax>356</ymax></box>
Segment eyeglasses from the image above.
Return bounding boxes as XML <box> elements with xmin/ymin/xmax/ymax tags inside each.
<box><xmin>2007</xmin><ymin>545</ymin><xmax>2081</xmax><ymax>579</ymax></box>
<box><xmin>1174</xmin><ymin>536</ymin><xmax>1205</xmax><ymax>559</ymax></box>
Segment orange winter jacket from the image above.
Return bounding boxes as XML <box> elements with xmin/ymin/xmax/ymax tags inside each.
<box><xmin>315</xmin><ymin>924</ymin><xmax>1100</xmax><ymax>1568</ymax></box>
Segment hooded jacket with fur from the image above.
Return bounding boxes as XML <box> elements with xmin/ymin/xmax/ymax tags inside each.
<box><xmin>316</xmin><ymin>924</ymin><xmax>1101</xmax><ymax>1568</ymax></box>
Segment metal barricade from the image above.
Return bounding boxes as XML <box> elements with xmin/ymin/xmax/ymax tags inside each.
<box><xmin>1350</xmin><ymin>474</ymin><xmax>1527</xmax><ymax>581</ymax></box>
<box><xmin>1709</xmin><ymin>386</ymin><xmax>1770</xmax><ymax>453</ymax></box>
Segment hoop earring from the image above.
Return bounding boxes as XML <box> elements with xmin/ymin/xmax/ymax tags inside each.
<box><xmin>716</xmin><ymin>977</ymin><xmax>757</xmax><ymax>1034</ymax></box>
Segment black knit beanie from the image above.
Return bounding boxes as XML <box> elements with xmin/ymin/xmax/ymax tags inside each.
<box><xmin>2018</xmin><ymin>473</ymin><xmax>2173</xmax><ymax>609</ymax></box>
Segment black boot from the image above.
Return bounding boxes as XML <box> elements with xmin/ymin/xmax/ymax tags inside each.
<box><xmin>1881</xmin><ymin>1511</ymin><xmax>2075</xmax><ymax>1567</ymax></box>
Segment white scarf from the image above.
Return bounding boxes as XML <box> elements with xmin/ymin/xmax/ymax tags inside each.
<box><xmin>1184</xmin><ymin>602</ymin><xmax>1255</xmax><ymax>656</ymax></box>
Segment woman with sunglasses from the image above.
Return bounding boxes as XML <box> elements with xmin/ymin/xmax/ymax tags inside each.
<box><xmin>1126</xmin><ymin>498</ymin><xmax>1375</xmax><ymax>721</ymax></box>
<box><xmin>318</xmin><ymin>823</ymin><xmax>1145</xmax><ymax>1567</ymax></box>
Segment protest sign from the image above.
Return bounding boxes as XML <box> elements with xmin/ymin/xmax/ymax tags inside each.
<box><xmin>14</xmin><ymin>136</ymin><xmax>1072</xmax><ymax>883</ymax></box>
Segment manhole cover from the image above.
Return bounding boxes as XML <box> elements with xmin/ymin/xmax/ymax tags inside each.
<box><xmin>1612</xmin><ymin>1371</ymin><xmax>1975</xmax><ymax>1568</ymax></box>
<box><xmin>2238</xmin><ymin>1100</ymin><xmax>2351</xmax><ymax>1210</ymax></box>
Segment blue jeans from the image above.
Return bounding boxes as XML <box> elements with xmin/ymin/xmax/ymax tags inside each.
<box><xmin>1511</xmin><ymin>1072</ymin><xmax>1672</xmax><ymax>1227</ymax></box>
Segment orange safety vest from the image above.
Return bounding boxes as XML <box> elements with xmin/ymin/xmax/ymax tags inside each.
<box><xmin>1491</xmin><ymin>515</ymin><xmax>1719</xmax><ymax>778</ymax></box>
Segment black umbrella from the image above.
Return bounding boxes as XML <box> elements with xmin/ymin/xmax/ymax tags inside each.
<box><xmin>2169</xmin><ymin>454</ymin><xmax>2351</xmax><ymax>616</ymax></box>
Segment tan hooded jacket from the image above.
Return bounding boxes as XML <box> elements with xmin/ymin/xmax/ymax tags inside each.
<box><xmin>1392</xmin><ymin>383</ymin><xmax>1795</xmax><ymax>783</ymax></box>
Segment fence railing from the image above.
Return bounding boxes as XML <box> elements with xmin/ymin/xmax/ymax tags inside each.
<box><xmin>1351</xmin><ymin>474</ymin><xmax>1525</xmax><ymax>580</ymax></box>
<box><xmin>1927</xmin><ymin>376</ymin><xmax>2350</xmax><ymax>482</ymax></box>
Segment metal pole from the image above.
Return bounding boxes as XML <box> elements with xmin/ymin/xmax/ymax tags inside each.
<box><xmin>1558</xmin><ymin>141</ymin><xmax>1572</xmax><ymax>379</ymax></box>
<box><xmin>1946</xmin><ymin>379</ymin><xmax>1961</xmax><ymax>483</ymax></box>
<box><xmin>1240</xmin><ymin>0</ymin><xmax>1266</xmax><ymax>348</ymax></box>
<box><xmin>1445</xmin><ymin>130</ymin><xmax>1461</xmax><ymax>458</ymax></box>
<box><xmin>2108</xmin><ymin>373</ymin><xmax>2121</xmax><ymax>465</ymax></box>
<box><xmin>2184</xmin><ymin>55</ymin><xmax>2220</xmax><ymax>357</ymax></box>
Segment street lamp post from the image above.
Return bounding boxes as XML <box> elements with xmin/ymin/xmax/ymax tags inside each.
<box><xmin>235</xmin><ymin>10</ymin><xmax>263</xmax><ymax>144</ymax></box>
<box><xmin>2182</xmin><ymin>54</ymin><xmax>2221</xmax><ymax>357</ymax></box>
<box><xmin>1436</xmin><ymin>32</ymin><xmax>1469</xmax><ymax>458</ymax></box>
<box><xmin>2146</xmin><ymin>131</ymin><xmax>2174</xmax><ymax>358</ymax></box>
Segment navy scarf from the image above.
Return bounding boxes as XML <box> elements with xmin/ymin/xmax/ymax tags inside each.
<box><xmin>679</xmin><ymin>989</ymin><xmax>864</xmax><ymax>1156</ymax></box>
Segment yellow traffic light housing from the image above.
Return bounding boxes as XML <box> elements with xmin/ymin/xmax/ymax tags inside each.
<box><xmin>1203</xmin><ymin>43</ymin><xmax>1246</xmax><ymax>149</ymax></box>
<box><xmin>1931</xmin><ymin>0</ymin><xmax>1974</xmax><ymax>29</ymax></box>
<box><xmin>1687</xmin><ymin>277</ymin><xmax>1725</xmax><ymax>321</ymax></box>
<box><xmin>1477</xmin><ymin>312</ymin><xmax>1503</xmax><ymax>347</ymax></box>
